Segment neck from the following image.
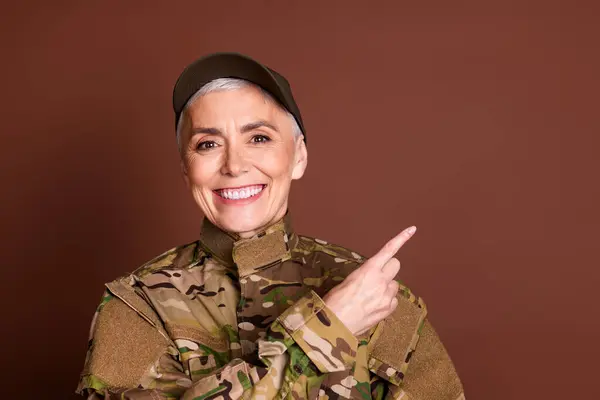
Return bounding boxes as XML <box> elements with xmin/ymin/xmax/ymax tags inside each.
<box><xmin>234</xmin><ymin>207</ymin><xmax>289</xmax><ymax>239</ymax></box>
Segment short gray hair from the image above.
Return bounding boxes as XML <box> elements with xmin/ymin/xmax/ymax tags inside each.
<box><xmin>176</xmin><ymin>78</ymin><xmax>302</xmax><ymax>152</ymax></box>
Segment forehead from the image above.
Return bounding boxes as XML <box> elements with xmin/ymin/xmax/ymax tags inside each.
<box><xmin>186</xmin><ymin>86</ymin><xmax>284</xmax><ymax>124</ymax></box>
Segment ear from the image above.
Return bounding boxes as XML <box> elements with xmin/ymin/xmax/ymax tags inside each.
<box><xmin>291</xmin><ymin>136</ymin><xmax>308</xmax><ymax>180</ymax></box>
<box><xmin>180</xmin><ymin>159</ymin><xmax>191</xmax><ymax>189</ymax></box>
<box><xmin>178</xmin><ymin>111</ymin><xmax>192</xmax><ymax>189</ymax></box>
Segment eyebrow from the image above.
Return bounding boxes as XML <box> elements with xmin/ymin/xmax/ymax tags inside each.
<box><xmin>190</xmin><ymin>120</ymin><xmax>279</xmax><ymax>136</ymax></box>
<box><xmin>191</xmin><ymin>127</ymin><xmax>221</xmax><ymax>135</ymax></box>
<box><xmin>241</xmin><ymin>120</ymin><xmax>279</xmax><ymax>133</ymax></box>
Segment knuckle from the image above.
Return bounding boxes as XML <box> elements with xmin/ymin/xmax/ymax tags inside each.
<box><xmin>383</xmin><ymin>239</ymin><xmax>393</xmax><ymax>250</ymax></box>
<box><xmin>382</xmin><ymin>241</ymin><xmax>395</xmax><ymax>256</ymax></box>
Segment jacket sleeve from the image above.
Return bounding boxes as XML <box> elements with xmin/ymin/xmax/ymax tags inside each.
<box><xmin>258</xmin><ymin>289</ymin><xmax>358</xmax><ymax>373</ymax></box>
<box><xmin>76</xmin><ymin>287</ymin><xmax>356</xmax><ymax>399</ymax></box>
<box><xmin>367</xmin><ymin>284</ymin><xmax>465</xmax><ymax>400</ymax></box>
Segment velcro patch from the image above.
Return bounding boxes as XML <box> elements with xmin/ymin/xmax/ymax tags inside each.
<box><xmin>233</xmin><ymin>231</ymin><xmax>289</xmax><ymax>276</ymax></box>
<box><xmin>369</xmin><ymin>294</ymin><xmax>427</xmax><ymax>385</ymax></box>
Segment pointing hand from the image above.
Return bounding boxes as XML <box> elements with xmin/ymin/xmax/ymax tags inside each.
<box><xmin>323</xmin><ymin>226</ymin><xmax>416</xmax><ymax>335</ymax></box>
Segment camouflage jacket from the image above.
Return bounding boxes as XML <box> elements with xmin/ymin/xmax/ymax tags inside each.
<box><xmin>77</xmin><ymin>214</ymin><xmax>465</xmax><ymax>400</ymax></box>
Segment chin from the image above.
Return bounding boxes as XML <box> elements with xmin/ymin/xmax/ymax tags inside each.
<box><xmin>212</xmin><ymin>212</ymin><xmax>269</xmax><ymax>237</ymax></box>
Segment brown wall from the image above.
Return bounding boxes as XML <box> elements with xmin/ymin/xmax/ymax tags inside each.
<box><xmin>2</xmin><ymin>1</ymin><xmax>599</xmax><ymax>399</ymax></box>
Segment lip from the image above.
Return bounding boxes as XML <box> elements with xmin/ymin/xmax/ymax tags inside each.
<box><xmin>213</xmin><ymin>184</ymin><xmax>267</xmax><ymax>206</ymax></box>
<box><xmin>214</xmin><ymin>184</ymin><xmax>266</xmax><ymax>191</ymax></box>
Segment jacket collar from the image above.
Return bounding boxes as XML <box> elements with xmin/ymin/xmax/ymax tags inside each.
<box><xmin>198</xmin><ymin>212</ymin><xmax>298</xmax><ymax>276</ymax></box>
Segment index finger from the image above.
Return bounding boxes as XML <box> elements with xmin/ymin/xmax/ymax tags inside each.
<box><xmin>367</xmin><ymin>226</ymin><xmax>417</xmax><ymax>269</ymax></box>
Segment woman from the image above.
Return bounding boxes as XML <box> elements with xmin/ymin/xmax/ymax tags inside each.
<box><xmin>77</xmin><ymin>52</ymin><xmax>464</xmax><ymax>400</ymax></box>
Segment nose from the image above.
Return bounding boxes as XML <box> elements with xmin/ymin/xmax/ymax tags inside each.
<box><xmin>220</xmin><ymin>145</ymin><xmax>249</xmax><ymax>176</ymax></box>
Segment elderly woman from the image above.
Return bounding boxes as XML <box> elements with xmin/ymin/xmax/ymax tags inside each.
<box><xmin>77</xmin><ymin>53</ymin><xmax>464</xmax><ymax>400</ymax></box>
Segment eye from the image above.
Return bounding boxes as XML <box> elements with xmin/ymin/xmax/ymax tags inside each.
<box><xmin>196</xmin><ymin>140</ymin><xmax>218</xmax><ymax>151</ymax></box>
<box><xmin>251</xmin><ymin>134</ymin><xmax>271</xmax><ymax>144</ymax></box>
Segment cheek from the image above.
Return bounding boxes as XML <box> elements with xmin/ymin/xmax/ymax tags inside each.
<box><xmin>256</xmin><ymin>148</ymin><xmax>296</xmax><ymax>179</ymax></box>
<box><xmin>186</xmin><ymin>156</ymin><xmax>218</xmax><ymax>188</ymax></box>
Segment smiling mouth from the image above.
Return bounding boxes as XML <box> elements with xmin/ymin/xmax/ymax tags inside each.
<box><xmin>214</xmin><ymin>184</ymin><xmax>266</xmax><ymax>200</ymax></box>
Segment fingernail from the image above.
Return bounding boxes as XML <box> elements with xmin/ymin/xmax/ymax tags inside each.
<box><xmin>406</xmin><ymin>226</ymin><xmax>417</xmax><ymax>235</ymax></box>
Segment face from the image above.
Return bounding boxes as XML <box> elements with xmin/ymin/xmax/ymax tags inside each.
<box><xmin>179</xmin><ymin>86</ymin><xmax>307</xmax><ymax>238</ymax></box>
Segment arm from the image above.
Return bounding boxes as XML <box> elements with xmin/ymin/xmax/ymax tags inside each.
<box><xmin>77</xmin><ymin>287</ymin><xmax>357</xmax><ymax>399</ymax></box>
<box><xmin>259</xmin><ymin>290</ymin><xmax>358</xmax><ymax>373</ymax></box>
<box><xmin>400</xmin><ymin>319</ymin><xmax>465</xmax><ymax>400</ymax></box>
<box><xmin>367</xmin><ymin>287</ymin><xmax>465</xmax><ymax>400</ymax></box>
<box><xmin>318</xmin><ymin>226</ymin><xmax>465</xmax><ymax>400</ymax></box>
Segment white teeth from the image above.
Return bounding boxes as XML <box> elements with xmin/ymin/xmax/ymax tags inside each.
<box><xmin>219</xmin><ymin>185</ymin><xmax>264</xmax><ymax>200</ymax></box>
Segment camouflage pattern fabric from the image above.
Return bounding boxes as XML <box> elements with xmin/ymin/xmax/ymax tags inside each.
<box><xmin>77</xmin><ymin>214</ymin><xmax>465</xmax><ymax>399</ymax></box>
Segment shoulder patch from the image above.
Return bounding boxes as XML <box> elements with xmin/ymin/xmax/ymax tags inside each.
<box><xmin>368</xmin><ymin>293</ymin><xmax>428</xmax><ymax>386</ymax></box>
<box><xmin>86</xmin><ymin>296</ymin><xmax>169</xmax><ymax>389</ymax></box>
<box><xmin>401</xmin><ymin>319</ymin><xmax>464</xmax><ymax>399</ymax></box>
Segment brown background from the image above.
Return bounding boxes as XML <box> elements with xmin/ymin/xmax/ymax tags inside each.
<box><xmin>2</xmin><ymin>1</ymin><xmax>599</xmax><ymax>399</ymax></box>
